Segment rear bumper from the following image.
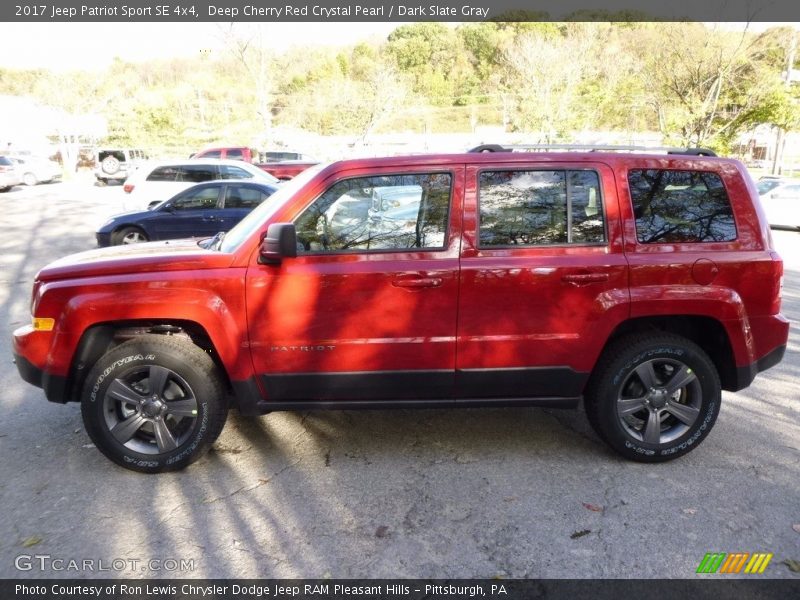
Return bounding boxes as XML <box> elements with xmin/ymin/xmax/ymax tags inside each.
<box><xmin>734</xmin><ymin>343</ymin><xmax>787</xmax><ymax>392</ymax></box>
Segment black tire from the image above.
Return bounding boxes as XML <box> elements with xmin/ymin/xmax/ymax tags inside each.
<box><xmin>81</xmin><ymin>334</ymin><xmax>228</xmax><ymax>473</ymax></box>
<box><xmin>0</xmin><ymin>186</ymin><xmax>10</xmax><ymax>193</ymax></box>
<box><xmin>585</xmin><ymin>333</ymin><xmax>721</xmax><ymax>462</ymax></box>
<box><xmin>113</xmin><ymin>226</ymin><xmax>148</xmax><ymax>245</ymax></box>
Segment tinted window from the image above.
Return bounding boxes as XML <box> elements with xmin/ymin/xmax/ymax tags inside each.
<box><xmin>172</xmin><ymin>186</ymin><xmax>220</xmax><ymax>210</ymax></box>
<box><xmin>146</xmin><ymin>166</ymin><xmax>180</xmax><ymax>182</ymax></box>
<box><xmin>295</xmin><ymin>173</ymin><xmax>451</xmax><ymax>253</ymax></box>
<box><xmin>757</xmin><ymin>180</ymin><xmax>781</xmax><ymax>195</ymax></box>
<box><xmin>225</xmin><ymin>185</ymin><xmax>268</xmax><ymax>209</ymax></box>
<box><xmin>226</xmin><ymin>149</ymin><xmax>243</xmax><ymax>160</ymax></box>
<box><xmin>178</xmin><ymin>165</ymin><xmax>218</xmax><ymax>183</ymax></box>
<box><xmin>220</xmin><ymin>165</ymin><xmax>252</xmax><ymax>180</ymax></box>
<box><xmin>0</xmin><ymin>156</ymin><xmax>14</xmax><ymax>165</ymax></box>
<box><xmin>628</xmin><ymin>170</ymin><xmax>736</xmax><ymax>243</ymax></box>
<box><xmin>202</xmin><ymin>150</ymin><xmax>221</xmax><ymax>159</ymax></box>
<box><xmin>479</xmin><ymin>170</ymin><xmax>605</xmax><ymax>246</ymax></box>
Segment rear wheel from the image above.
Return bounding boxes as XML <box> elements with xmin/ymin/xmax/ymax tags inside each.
<box><xmin>22</xmin><ymin>172</ymin><xmax>38</xmax><ymax>186</ymax></box>
<box><xmin>81</xmin><ymin>334</ymin><xmax>228</xmax><ymax>473</ymax></box>
<box><xmin>0</xmin><ymin>187</ymin><xmax>9</xmax><ymax>193</ymax></box>
<box><xmin>113</xmin><ymin>226</ymin><xmax>148</xmax><ymax>245</ymax></box>
<box><xmin>585</xmin><ymin>334</ymin><xmax>721</xmax><ymax>462</ymax></box>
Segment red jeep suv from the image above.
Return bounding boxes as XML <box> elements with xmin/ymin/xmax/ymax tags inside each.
<box><xmin>12</xmin><ymin>147</ymin><xmax>789</xmax><ymax>472</ymax></box>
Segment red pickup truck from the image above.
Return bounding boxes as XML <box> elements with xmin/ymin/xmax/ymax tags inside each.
<box><xmin>13</xmin><ymin>148</ymin><xmax>789</xmax><ymax>472</ymax></box>
<box><xmin>191</xmin><ymin>146</ymin><xmax>318</xmax><ymax>180</ymax></box>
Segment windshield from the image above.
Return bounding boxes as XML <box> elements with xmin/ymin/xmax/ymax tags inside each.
<box><xmin>756</xmin><ymin>179</ymin><xmax>781</xmax><ymax>195</ymax></box>
<box><xmin>218</xmin><ymin>164</ymin><xmax>326</xmax><ymax>253</ymax></box>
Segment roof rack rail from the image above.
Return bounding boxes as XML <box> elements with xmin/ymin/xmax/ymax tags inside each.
<box><xmin>468</xmin><ymin>144</ymin><xmax>717</xmax><ymax>157</ymax></box>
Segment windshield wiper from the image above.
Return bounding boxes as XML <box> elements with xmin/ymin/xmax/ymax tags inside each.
<box><xmin>202</xmin><ymin>231</ymin><xmax>226</xmax><ymax>251</ymax></box>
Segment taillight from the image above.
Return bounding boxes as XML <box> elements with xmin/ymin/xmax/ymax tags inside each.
<box><xmin>0</xmin><ymin>165</ymin><xmax>11</xmax><ymax>172</ymax></box>
<box><xmin>123</xmin><ymin>183</ymin><xmax>134</xmax><ymax>193</ymax></box>
<box><xmin>769</xmin><ymin>251</ymin><xmax>783</xmax><ymax>314</ymax></box>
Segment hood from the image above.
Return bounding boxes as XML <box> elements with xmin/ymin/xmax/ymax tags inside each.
<box><xmin>36</xmin><ymin>239</ymin><xmax>233</xmax><ymax>282</ymax></box>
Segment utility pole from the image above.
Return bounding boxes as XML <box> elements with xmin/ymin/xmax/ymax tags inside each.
<box><xmin>771</xmin><ymin>29</ymin><xmax>797</xmax><ymax>175</ymax></box>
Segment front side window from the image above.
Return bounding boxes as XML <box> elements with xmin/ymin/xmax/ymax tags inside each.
<box><xmin>478</xmin><ymin>170</ymin><xmax>605</xmax><ymax>247</ymax></box>
<box><xmin>628</xmin><ymin>169</ymin><xmax>736</xmax><ymax>243</ymax></box>
<box><xmin>294</xmin><ymin>173</ymin><xmax>451</xmax><ymax>253</ymax></box>
<box><xmin>172</xmin><ymin>186</ymin><xmax>220</xmax><ymax>210</ymax></box>
<box><xmin>226</xmin><ymin>149</ymin><xmax>244</xmax><ymax>160</ymax></box>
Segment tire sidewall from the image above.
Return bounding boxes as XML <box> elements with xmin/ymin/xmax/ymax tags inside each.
<box><xmin>82</xmin><ymin>343</ymin><xmax>216</xmax><ymax>472</ymax></box>
<box><xmin>602</xmin><ymin>342</ymin><xmax>720</xmax><ymax>460</ymax></box>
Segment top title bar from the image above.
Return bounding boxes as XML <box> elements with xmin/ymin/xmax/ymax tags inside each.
<box><xmin>3</xmin><ymin>1</ymin><xmax>800</xmax><ymax>22</ymax></box>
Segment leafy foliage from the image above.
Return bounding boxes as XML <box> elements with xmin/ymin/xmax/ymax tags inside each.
<box><xmin>1</xmin><ymin>23</ymin><xmax>796</xmax><ymax>154</ymax></box>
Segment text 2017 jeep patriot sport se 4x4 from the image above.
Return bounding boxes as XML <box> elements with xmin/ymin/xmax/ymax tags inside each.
<box><xmin>13</xmin><ymin>146</ymin><xmax>789</xmax><ymax>472</ymax></box>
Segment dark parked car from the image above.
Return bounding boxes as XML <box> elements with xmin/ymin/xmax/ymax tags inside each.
<box><xmin>96</xmin><ymin>180</ymin><xmax>278</xmax><ymax>246</ymax></box>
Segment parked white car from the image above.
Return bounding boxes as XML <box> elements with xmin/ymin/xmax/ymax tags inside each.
<box><xmin>121</xmin><ymin>159</ymin><xmax>280</xmax><ymax>210</ymax></box>
<box><xmin>0</xmin><ymin>156</ymin><xmax>21</xmax><ymax>192</ymax></box>
<box><xmin>9</xmin><ymin>155</ymin><xmax>62</xmax><ymax>186</ymax></box>
<box><xmin>757</xmin><ymin>177</ymin><xmax>800</xmax><ymax>230</ymax></box>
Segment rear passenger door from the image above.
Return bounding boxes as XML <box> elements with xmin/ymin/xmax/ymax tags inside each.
<box><xmin>218</xmin><ymin>184</ymin><xmax>271</xmax><ymax>230</ymax></box>
<box><xmin>456</xmin><ymin>162</ymin><xmax>629</xmax><ymax>400</ymax></box>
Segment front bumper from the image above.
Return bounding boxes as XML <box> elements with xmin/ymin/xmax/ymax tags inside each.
<box><xmin>96</xmin><ymin>231</ymin><xmax>113</xmax><ymax>247</ymax></box>
<box><xmin>13</xmin><ymin>325</ymin><xmax>69</xmax><ymax>403</ymax></box>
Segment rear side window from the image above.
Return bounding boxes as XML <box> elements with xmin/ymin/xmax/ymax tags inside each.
<box><xmin>224</xmin><ymin>185</ymin><xmax>268</xmax><ymax>209</ymax></box>
<box><xmin>226</xmin><ymin>149</ymin><xmax>244</xmax><ymax>160</ymax></box>
<box><xmin>478</xmin><ymin>170</ymin><xmax>605</xmax><ymax>247</ymax></box>
<box><xmin>628</xmin><ymin>170</ymin><xmax>736</xmax><ymax>243</ymax></box>
<box><xmin>146</xmin><ymin>166</ymin><xmax>180</xmax><ymax>182</ymax></box>
<box><xmin>220</xmin><ymin>165</ymin><xmax>252</xmax><ymax>179</ymax></box>
<box><xmin>178</xmin><ymin>165</ymin><xmax>218</xmax><ymax>183</ymax></box>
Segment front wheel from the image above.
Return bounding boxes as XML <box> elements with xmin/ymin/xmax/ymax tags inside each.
<box><xmin>22</xmin><ymin>172</ymin><xmax>38</xmax><ymax>186</ymax></box>
<box><xmin>113</xmin><ymin>226</ymin><xmax>148</xmax><ymax>245</ymax></box>
<box><xmin>81</xmin><ymin>334</ymin><xmax>228</xmax><ymax>473</ymax></box>
<box><xmin>585</xmin><ymin>333</ymin><xmax>721</xmax><ymax>462</ymax></box>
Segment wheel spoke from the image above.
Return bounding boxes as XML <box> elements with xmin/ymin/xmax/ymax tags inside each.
<box><xmin>618</xmin><ymin>396</ymin><xmax>648</xmax><ymax>417</ymax></box>
<box><xmin>634</xmin><ymin>362</ymin><xmax>658</xmax><ymax>390</ymax></box>
<box><xmin>153</xmin><ymin>419</ymin><xmax>178</xmax><ymax>452</ymax></box>
<box><xmin>664</xmin><ymin>400</ymin><xmax>701</xmax><ymax>426</ymax></box>
<box><xmin>643</xmin><ymin>410</ymin><xmax>662</xmax><ymax>444</ymax></box>
<box><xmin>111</xmin><ymin>414</ymin><xmax>147</xmax><ymax>444</ymax></box>
<box><xmin>165</xmin><ymin>397</ymin><xmax>198</xmax><ymax>418</ymax></box>
<box><xmin>664</xmin><ymin>365</ymin><xmax>697</xmax><ymax>395</ymax></box>
<box><xmin>148</xmin><ymin>365</ymin><xmax>171</xmax><ymax>397</ymax></box>
<box><xmin>107</xmin><ymin>379</ymin><xmax>145</xmax><ymax>406</ymax></box>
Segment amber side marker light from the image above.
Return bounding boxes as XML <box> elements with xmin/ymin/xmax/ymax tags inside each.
<box><xmin>32</xmin><ymin>318</ymin><xmax>55</xmax><ymax>331</ymax></box>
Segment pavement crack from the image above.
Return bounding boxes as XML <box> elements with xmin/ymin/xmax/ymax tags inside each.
<box><xmin>203</xmin><ymin>459</ymin><xmax>302</xmax><ymax>505</ymax></box>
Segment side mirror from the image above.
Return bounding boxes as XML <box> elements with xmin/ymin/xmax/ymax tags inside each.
<box><xmin>259</xmin><ymin>223</ymin><xmax>297</xmax><ymax>264</ymax></box>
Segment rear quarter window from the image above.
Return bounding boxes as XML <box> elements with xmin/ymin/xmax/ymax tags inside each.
<box><xmin>628</xmin><ymin>169</ymin><xmax>737</xmax><ymax>243</ymax></box>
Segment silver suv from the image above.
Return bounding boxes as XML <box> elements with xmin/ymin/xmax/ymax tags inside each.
<box><xmin>94</xmin><ymin>148</ymin><xmax>148</xmax><ymax>184</ymax></box>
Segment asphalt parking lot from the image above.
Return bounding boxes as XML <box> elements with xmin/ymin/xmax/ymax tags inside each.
<box><xmin>0</xmin><ymin>177</ymin><xmax>798</xmax><ymax>579</ymax></box>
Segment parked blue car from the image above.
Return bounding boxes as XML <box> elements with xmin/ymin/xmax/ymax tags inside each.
<box><xmin>96</xmin><ymin>180</ymin><xmax>279</xmax><ymax>246</ymax></box>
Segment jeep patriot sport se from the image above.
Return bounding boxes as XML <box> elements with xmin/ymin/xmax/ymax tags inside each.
<box><xmin>12</xmin><ymin>146</ymin><xmax>789</xmax><ymax>472</ymax></box>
